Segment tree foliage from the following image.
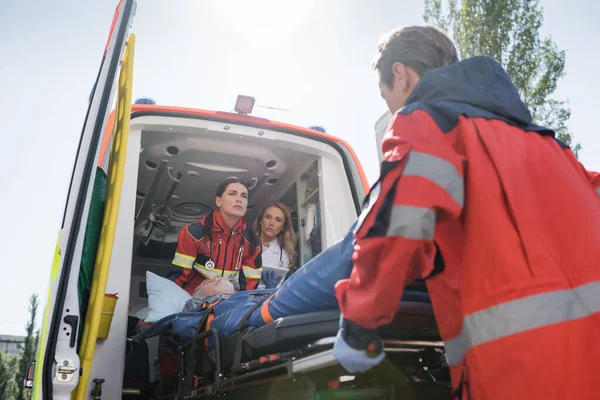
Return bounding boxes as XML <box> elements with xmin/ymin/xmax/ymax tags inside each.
<box><xmin>0</xmin><ymin>352</ymin><xmax>19</xmax><ymax>400</ymax></box>
<box><xmin>0</xmin><ymin>293</ymin><xmax>39</xmax><ymax>400</ymax></box>
<box><xmin>424</xmin><ymin>0</ymin><xmax>580</xmax><ymax>155</ymax></box>
<box><xmin>17</xmin><ymin>294</ymin><xmax>39</xmax><ymax>400</ymax></box>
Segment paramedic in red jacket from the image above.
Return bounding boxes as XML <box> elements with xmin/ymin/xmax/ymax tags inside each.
<box><xmin>172</xmin><ymin>177</ymin><xmax>262</xmax><ymax>294</ymax></box>
<box><xmin>333</xmin><ymin>25</ymin><xmax>600</xmax><ymax>399</ymax></box>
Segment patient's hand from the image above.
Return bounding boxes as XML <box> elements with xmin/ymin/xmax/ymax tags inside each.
<box><xmin>193</xmin><ymin>277</ymin><xmax>235</xmax><ymax>298</ymax></box>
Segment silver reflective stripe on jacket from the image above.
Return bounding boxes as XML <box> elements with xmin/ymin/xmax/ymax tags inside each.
<box><xmin>444</xmin><ymin>281</ymin><xmax>600</xmax><ymax>366</ymax></box>
<box><xmin>402</xmin><ymin>151</ymin><xmax>464</xmax><ymax>207</ymax></box>
<box><xmin>387</xmin><ymin>205</ymin><xmax>436</xmax><ymax>240</ymax></box>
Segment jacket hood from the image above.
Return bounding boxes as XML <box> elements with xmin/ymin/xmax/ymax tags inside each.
<box><xmin>404</xmin><ymin>56</ymin><xmax>552</xmax><ymax>134</ymax></box>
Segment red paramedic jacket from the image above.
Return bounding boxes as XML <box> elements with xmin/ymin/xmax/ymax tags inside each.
<box><xmin>172</xmin><ymin>209</ymin><xmax>263</xmax><ymax>294</ymax></box>
<box><xmin>335</xmin><ymin>56</ymin><xmax>600</xmax><ymax>399</ymax></box>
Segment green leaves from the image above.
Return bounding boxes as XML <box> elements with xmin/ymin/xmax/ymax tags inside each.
<box><xmin>16</xmin><ymin>294</ymin><xmax>38</xmax><ymax>400</ymax></box>
<box><xmin>0</xmin><ymin>350</ymin><xmax>19</xmax><ymax>399</ymax></box>
<box><xmin>424</xmin><ymin>0</ymin><xmax>579</xmax><ymax>155</ymax></box>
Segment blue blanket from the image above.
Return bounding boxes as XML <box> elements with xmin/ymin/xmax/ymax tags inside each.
<box><xmin>132</xmin><ymin>290</ymin><xmax>275</xmax><ymax>343</ymax></box>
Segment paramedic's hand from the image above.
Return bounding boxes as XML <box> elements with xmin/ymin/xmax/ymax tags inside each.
<box><xmin>333</xmin><ymin>315</ymin><xmax>385</xmax><ymax>374</ymax></box>
<box><xmin>262</xmin><ymin>270</ymin><xmax>279</xmax><ymax>289</ymax></box>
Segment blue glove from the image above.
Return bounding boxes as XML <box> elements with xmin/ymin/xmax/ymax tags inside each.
<box><xmin>262</xmin><ymin>270</ymin><xmax>279</xmax><ymax>289</ymax></box>
<box><xmin>333</xmin><ymin>316</ymin><xmax>386</xmax><ymax>374</ymax></box>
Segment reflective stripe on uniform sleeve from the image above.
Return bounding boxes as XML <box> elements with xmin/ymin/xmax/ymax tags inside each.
<box><xmin>242</xmin><ymin>266</ymin><xmax>263</xmax><ymax>279</ymax></box>
<box><xmin>194</xmin><ymin>263</ymin><xmax>240</xmax><ymax>281</ymax></box>
<box><xmin>172</xmin><ymin>252</ymin><xmax>195</xmax><ymax>269</ymax></box>
<box><xmin>403</xmin><ymin>151</ymin><xmax>464</xmax><ymax>207</ymax></box>
<box><xmin>387</xmin><ymin>205</ymin><xmax>436</xmax><ymax>240</ymax></box>
<box><xmin>444</xmin><ymin>280</ymin><xmax>600</xmax><ymax>366</ymax></box>
<box><xmin>596</xmin><ymin>187</ymin><xmax>600</xmax><ymax>196</ymax></box>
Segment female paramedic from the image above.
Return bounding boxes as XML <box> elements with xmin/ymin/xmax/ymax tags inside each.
<box><xmin>253</xmin><ymin>201</ymin><xmax>297</xmax><ymax>288</ymax></box>
<box><xmin>171</xmin><ymin>177</ymin><xmax>263</xmax><ymax>294</ymax></box>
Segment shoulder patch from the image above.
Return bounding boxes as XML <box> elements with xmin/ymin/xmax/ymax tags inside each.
<box><xmin>187</xmin><ymin>221</ymin><xmax>206</xmax><ymax>240</ymax></box>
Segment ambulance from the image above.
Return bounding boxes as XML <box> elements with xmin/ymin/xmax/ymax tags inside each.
<box><xmin>26</xmin><ymin>1</ymin><xmax>449</xmax><ymax>398</ymax></box>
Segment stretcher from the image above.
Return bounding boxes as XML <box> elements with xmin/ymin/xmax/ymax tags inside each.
<box><xmin>130</xmin><ymin>284</ymin><xmax>451</xmax><ymax>399</ymax></box>
<box><xmin>130</xmin><ymin>228</ymin><xmax>453</xmax><ymax>399</ymax></box>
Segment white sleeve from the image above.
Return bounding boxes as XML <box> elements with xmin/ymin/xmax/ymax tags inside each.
<box><xmin>281</xmin><ymin>250</ymin><xmax>291</xmax><ymax>270</ymax></box>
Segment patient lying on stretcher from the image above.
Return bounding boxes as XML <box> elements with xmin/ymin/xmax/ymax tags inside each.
<box><xmin>135</xmin><ymin>223</ymin><xmax>355</xmax><ymax>332</ymax></box>
<box><xmin>134</xmin><ymin>220</ymin><xmax>431</xmax><ymax>347</ymax></box>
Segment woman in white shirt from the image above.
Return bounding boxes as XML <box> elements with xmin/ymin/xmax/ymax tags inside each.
<box><xmin>253</xmin><ymin>201</ymin><xmax>297</xmax><ymax>288</ymax></box>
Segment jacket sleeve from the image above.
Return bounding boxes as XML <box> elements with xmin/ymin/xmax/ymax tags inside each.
<box><xmin>588</xmin><ymin>172</ymin><xmax>600</xmax><ymax>195</ymax></box>
<box><xmin>564</xmin><ymin>147</ymin><xmax>600</xmax><ymax>195</ymax></box>
<box><xmin>172</xmin><ymin>225</ymin><xmax>198</xmax><ymax>270</ymax></box>
<box><xmin>240</xmin><ymin>246</ymin><xmax>263</xmax><ymax>290</ymax></box>
<box><xmin>335</xmin><ymin>110</ymin><xmax>465</xmax><ymax>330</ymax></box>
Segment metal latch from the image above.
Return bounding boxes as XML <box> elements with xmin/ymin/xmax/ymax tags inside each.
<box><xmin>56</xmin><ymin>359</ymin><xmax>77</xmax><ymax>382</ymax></box>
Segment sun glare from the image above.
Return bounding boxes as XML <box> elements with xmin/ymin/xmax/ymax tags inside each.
<box><xmin>214</xmin><ymin>0</ymin><xmax>317</xmax><ymax>47</ymax></box>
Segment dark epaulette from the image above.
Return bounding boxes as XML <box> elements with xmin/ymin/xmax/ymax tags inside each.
<box><xmin>554</xmin><ymin>137</ymin><xmax>569</xmax><ymax>149</ymax></box>
<box><xmin>243</xmin><ymin>228</ymin><xmax>261</xmax><ymax>248</ymax></box>
<box><xmin>187</xmin><ymin>221</ymin><xmax>207</xmax><ymax>240</ymax></box>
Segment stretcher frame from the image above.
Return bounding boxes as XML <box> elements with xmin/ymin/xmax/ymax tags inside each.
<box><xmin>170</xmin><ymin>326</ymin><xmax>451</xmax><ymax>400</ymax></box>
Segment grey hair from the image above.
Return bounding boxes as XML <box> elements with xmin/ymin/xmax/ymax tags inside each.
<box><xmin>372</xmin><ymin>25</ymin><xmax>459</xmax><ymax>87</ymax></box>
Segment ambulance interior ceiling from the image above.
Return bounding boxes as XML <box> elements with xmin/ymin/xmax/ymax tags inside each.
<box><xmin>131</xmin><ymin>126</ymin><xmax>320</xmax><ymax>276</ymax></box>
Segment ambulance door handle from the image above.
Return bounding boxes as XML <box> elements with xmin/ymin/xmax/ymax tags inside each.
<box><xmin>63</xmin><ymin>315</ymin><xmax>79</xmax><ymax>348</ymax></box>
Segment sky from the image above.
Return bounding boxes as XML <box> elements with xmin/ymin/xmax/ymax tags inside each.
<box><xmin>0</xmin><ymin>0</ymin><xmax>598</xmax><ymax>336</ymax></box>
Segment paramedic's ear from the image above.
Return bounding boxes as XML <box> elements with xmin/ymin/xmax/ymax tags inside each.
<box><xmin>392</xmin><ymin>62</ymin><xmax>412</xmax><ymax>91</ymax></box>
<box><xmin>215</xmin><ymin>196</ymin><xmax>222</xmax><ymax>208</ymax></box>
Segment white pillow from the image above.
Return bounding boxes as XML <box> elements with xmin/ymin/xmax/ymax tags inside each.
<box><xmin>144</xmin><ymin>271</ymin><xmax>192</xmax><ymax>323</ymax></box>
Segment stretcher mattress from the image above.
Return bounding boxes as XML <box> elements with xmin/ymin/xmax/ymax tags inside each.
<box><xmin>220</xmin><ymin>299</ymin><xmax>438</xmax><ymax>370</ymax></box>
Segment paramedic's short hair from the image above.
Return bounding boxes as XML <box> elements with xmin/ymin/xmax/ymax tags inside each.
<box><xmin>372</xmin><ymin>25</ymin><xmax>459</xmax><ymax>87</ymax></box>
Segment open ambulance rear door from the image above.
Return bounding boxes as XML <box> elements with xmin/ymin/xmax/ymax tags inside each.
<box><xmin>32</xmin><ymin>1</ymin><xmax>137</xmax><ymax>399</ymax></box>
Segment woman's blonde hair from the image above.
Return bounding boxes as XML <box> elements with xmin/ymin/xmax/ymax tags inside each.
<box><xmin>254</xmin><ymin>202</ymin><xmax>297</xmax><ymax>266</ymax></box>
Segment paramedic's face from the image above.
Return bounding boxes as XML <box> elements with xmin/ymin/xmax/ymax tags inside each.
<box><xmin>216</xmin><ymin>183</ymin><xmax>248</xmax><ymax>218</ymax></box>
<box><xmin>380</xmin><ymin>83</ymin><xmax>402</xmax><ymax>114</ymax></box>
<box><xmin>261</xmin><ymin>206</ymin><xmax>285</xmax><ymax>241</ymax></box>
<box><xmin>380</xmin><ymin>62</ymin><xmax>420</xmax><ymax>113</ymax></box>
